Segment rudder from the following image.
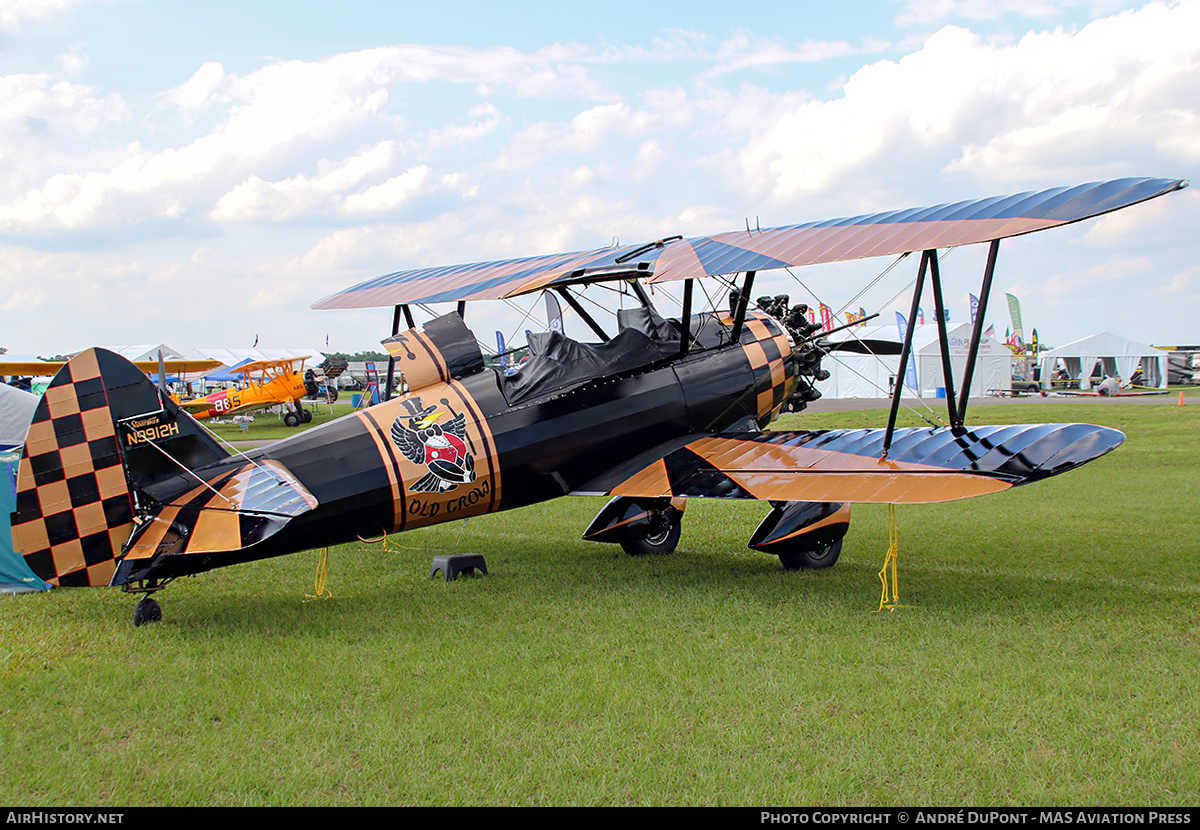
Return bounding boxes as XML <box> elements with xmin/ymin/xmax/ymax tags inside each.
<box><xmin>10</xmin><ymin>349</ymin><xmax>226</xmax><ymax>587</ymax></box>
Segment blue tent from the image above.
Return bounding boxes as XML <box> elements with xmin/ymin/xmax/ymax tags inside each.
<box><xmin>199</xmin><ymin>358</ymin><xmax>255</xmax><ymax>383</ymax></box>
<box><xmin>2</xmin><ymin>450</ymin><xmax>50</xmax><ymax>593</ymax></box>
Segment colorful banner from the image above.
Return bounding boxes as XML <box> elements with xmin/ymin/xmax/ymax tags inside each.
<box><xmin>1006</xmin><ymin>293</ymin><xmax>1024</xmax><ymax>343</ymax></box>
<box><xmin>969</xmin><ymin>294</ymin><xmax>979</xmax><ymax>325</ymax></box>
<box><xmin>819</xmin><ymin>303</ymin><xmax>833</xmax><ymax>332</ymax></box>
<box><xmin>846</xmin><ymin>307</ymin><xmax>868</xmax><ymax>327</ymax></box>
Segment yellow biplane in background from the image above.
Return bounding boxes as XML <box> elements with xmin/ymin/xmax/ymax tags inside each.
<box><xmin>176</xmin><ymin>356</ymin><xmax>314</xmax><ymax>426</ymax></box>
<box><xmin>0</xmin><ymin>357</ymin><xmax>222</xmax><ymax>386</ymax></box>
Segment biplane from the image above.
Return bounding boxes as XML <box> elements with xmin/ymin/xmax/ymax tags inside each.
<box><xmin>7</xmin><ymin>177</ymin><xmax>1187</xmax><ymax>624</ymax></box>
<box><xmin>175</xmin><ymin>356</ymin><xmax>314</xmax><ymax>426</ymax></box>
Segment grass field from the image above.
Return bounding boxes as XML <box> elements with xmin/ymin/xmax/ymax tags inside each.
<box><xmin>2</xmin><ymin>400</ymin><xmax>1198</xmax><ymax>806</ymax></box>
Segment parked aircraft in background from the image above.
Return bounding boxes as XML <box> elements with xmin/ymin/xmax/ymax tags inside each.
<box><xmin>175</xmin><ymin>356</ymin><xmax>314</xmax><ymax>426</ymax></box>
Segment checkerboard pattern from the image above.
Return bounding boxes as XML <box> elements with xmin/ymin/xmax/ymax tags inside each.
<box><xmin>11</xmin><ymin>349</ymin><xmax>134</xmax><ymax>587</ymax></box>
<box><xmin>740</xmin><ymin>315</ymin><xmax>796</xmax><ymax>423</ymax></box>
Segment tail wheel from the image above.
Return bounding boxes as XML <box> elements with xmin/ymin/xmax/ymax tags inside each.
<box><xmin>619</xmin><ymin>507</ymin><xmax>682</xmax><ymax>556</ymax></box>
<box><xmin>779</xmin><ymin>537</ymin><xmax>843</xmax><ymax>571</ymax></box>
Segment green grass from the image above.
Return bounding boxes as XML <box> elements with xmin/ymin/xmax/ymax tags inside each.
<box><xmin>203</xmin><ymin>400</ymin><xmax>355</xmax><ymax>442</ymax></box>
<box><xmin>2</xmin><ymin>401</ymin><xmax>1199</xmax><ymax>805</ymax></box>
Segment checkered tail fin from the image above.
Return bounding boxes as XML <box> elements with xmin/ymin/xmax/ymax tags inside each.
<box><xmin>10</xmin><ymin>348</ymin><xmax>227</xmax><ymax>587</ymax></box>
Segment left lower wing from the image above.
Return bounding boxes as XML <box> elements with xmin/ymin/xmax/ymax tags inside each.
<box><xmin>573</xmin><ymin>424</ymin><xmax>1124</xmax><ymax>505</ymax></box>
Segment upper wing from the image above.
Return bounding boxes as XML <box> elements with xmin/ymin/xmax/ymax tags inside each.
<box><xmin>1</xmin><ymin>359</ymin><xmax>223</xmax><ymax>376</ymax></box>
<box><xmin>312</xmin><ymin>177</ymin><xmax>1187</xmax><ymax>309</ymax></box>
<box><xmin>234</xmin><ymin>356</ymin><xmax>310</xmax><ymax>375</ymax></box>
<box><xmin>572</xmin><ymin>424</ymin><xmax>1125</xmax><ymax>505</ymax></box>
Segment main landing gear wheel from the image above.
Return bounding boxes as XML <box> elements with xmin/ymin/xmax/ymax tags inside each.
<box><xmin>620</xmin><ymin>507</ymin><xmax>682</xmax><ymax>556</ymax></box>
<box><xmin>778</xmin><ymin>537</ymin><xmax>843</xmax><ymax>571</ymax></box>
<box><xmin>283</xmin><ymin>411</ymin><xmax>301</xmax><ymax>427</ymax></box>
<box><xmin>299</xmin><ymin>408</ymin><xmax>312</xmax><ymax>424</ymax></box>
<box><xmin>133</xmin><ymin>596</ymin><xmax>162</xmax><ymax>627</ymax></box>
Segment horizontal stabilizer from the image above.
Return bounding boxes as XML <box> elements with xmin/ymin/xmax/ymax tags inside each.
<box><xmin>115</xmin><ymin>458</ymin><xmax>317</xmax><ymax>585</ymax></box>
<box><xmin>574</xmin><ymin>424</ymin><xmax>1124</xmax><ymax>505</ymax></box>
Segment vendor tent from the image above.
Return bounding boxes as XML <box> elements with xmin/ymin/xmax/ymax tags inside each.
<box><xmin>817</xmin><ymin>323</ymin><xmax>1008</xmax><ymax>399</ymax></box>
<box><xmin>1</xmin><ymin>385</ymin><xmax>50</xmax><ymax>592</ymax></box>
<box><xmin>1038</xmin><ymin>333</ymin><xmax>1166</xmax><ymax>390</ymax></box>
<box><xmin>0</xmin><ymin>383</ymin><xmax>38</xmax><ymax>451</ymax></box>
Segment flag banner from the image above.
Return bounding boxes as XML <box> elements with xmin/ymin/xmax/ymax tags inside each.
<box><xmin>1006</xmin><ymin>293</ymin><xmax>1025</xmax><ymax>342</ymax></box>
<box><xmin>895</xmin><ymin>312</ymin><xmax>919</xmax><ymax>392</ymax></box>
<box><xmin>819</xmin><ymin>303</ymin><xmax>833</xmax><ymax>331</ymax></box>
<box><xmin>969</xmin><ymin>294</ymin><xmax>979</xmax><ymax>325</ymax></box>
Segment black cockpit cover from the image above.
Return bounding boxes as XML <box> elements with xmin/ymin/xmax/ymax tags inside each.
<box><xmin>503</xmin><ymin>327</ymin><xmax>678</xmax><ymax>404</ymax></box>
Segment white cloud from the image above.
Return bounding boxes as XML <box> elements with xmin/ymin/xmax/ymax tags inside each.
<box><xmin>157</xmin><ymin>61</ymin><xmax>228</xmax><ymax>123</ymax></box>
<box><xmin>725</xmin><ymin>2</ymin><xmax>1200</xmax><ymax>213</ymax></box>
<box><xmin>895</xmin><ymin>0</ymin><xmax>1085</xmax><ymax>26</ymax></box>
<box><xmin>341</xmin><ymin>165</ymin><xmax>433</xmax><ymax>215</ymax></box>
<box><xmin>426</xmin><ymin>103</ymin><xmax>501</xmax><ymax>148</ymax></box>
<box><xmin>211</xmin><ymin>142</ymin><xmax>400</xmax><ymax>222</ymax></box>
<box><xmin>0</xmin><ymin>0</ymin><xmax>87</xmax><ymax>34</ymax></box>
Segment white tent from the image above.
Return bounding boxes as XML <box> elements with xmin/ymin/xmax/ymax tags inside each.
<box><xmin>186</xmin><ymin>347</ymin><xmax>327</xmax><ymax>376</ymax></box>
<box><xmin>0</xmin><ymin>383</ymin><xmax>38</xmax><ymax>451</ymax></box>
<box><xmin>816</xmin><ymin>323</ymin><xmax>1009</xmax><ymax>400</ymax></box>
<box><xmin>1038</xmin><ymin>332</ymin><xmax>1166</xmax><ymax>390</ymax></box>
<box><xmin>103</xmin><ymin>344</ymin><xmax>185</xmax><ymax>362</ymax></box>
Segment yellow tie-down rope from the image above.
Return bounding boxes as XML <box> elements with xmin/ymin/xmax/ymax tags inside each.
<box><xmin>305</xmin><ymin>547</ymin><xmax>335</xmax><ymax>601</ymax></box>
<box><xmin>876</xmin><ymin>505</ymin><xmax>914</xmax><ymax>612</ymax></box>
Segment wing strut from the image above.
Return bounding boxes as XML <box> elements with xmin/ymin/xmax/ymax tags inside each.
<box><xmin>928</xmin><ymin>250</ymin><xmax>959</xmax><ymax>428</ymax></box>
<box><xmin>883</xmin><ymin>254</ymin><xmax>929</xmax><ymax>456</ymax></box>
<box><xmin>384</xmin><ymin>304</ymin><xmax>403</xmax><ymax>401</ymax></box>
<box><xmin>884</xmin><ymin>240</ymin><xmax>1005</xmax><ymax>453</ymax></box>
<box><xmin>679</xmin><ymin>278</ymin><xmax>694</xmax><ymax>358</ymax></box>
<box><xmin>555</xmin><ymin>287</ymin><xmax>610</xmax><ymax>342</ymax></box>
<box><xmin>956</xmin><ymin>240</ymin><xmax>1001</xmax><ymax>427</ymax></box>
<box><xmin>729</xmin><ymin>271</ymin><xmax>756</xmax><ymax>344</ymax></box>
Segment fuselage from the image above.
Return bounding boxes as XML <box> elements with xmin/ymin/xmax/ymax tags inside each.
<box><xmin>145</xmin><ymin>309</ymin><xmax>796</xmax><ymax>578</ymax></box>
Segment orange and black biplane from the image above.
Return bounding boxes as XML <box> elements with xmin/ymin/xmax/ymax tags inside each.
<box><xmin>8</xmin><ymin>177</ymin><xmax>1187</xmax><ymax>623</ymax></box>
<box><xmin>175</xmin><ymin>356</ymin><xmax>314</xmax><ymax>426</ymax></box>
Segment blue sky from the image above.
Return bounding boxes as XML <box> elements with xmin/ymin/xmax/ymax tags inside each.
<box><xmin>1</xmin><ymin>0</ymin><xmax>1197</xmax><ymax>356</ymax></box>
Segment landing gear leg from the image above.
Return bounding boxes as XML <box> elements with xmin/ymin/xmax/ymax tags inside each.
<box><xmin>126</xmin><ymin>578</ymin><xmax>172</xmax><ymax>627</ymax></box>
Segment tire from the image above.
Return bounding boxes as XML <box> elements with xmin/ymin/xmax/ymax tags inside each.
<box><xmin>133</xmin><ymin>597</ymin><xmax>162</xmax><ymax>627</ymax></box>
<box><xmin>779</xmin><ymin>537</ymin><xmax>843</xmax><ymax>571</ymax></box>
<box><xmin>619</xmin><ymin>508</ymin><xmax>682</xmax><ymax>556</ymax></box>
<box><xmin>299</xmin><ymin>408</ymin><xmax>312</xmax><ymax>424</ymax></box>
<box><xmin>283</xmin><ymin>412</ymin><xmax>300</xmax><ymax>427</ymax></box>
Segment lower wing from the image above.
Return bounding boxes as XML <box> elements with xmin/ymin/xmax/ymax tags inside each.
<box><xmin>573</xmin><ymin>424</ymin><xmax>1124</xmax><ymax>505</ymax></box>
